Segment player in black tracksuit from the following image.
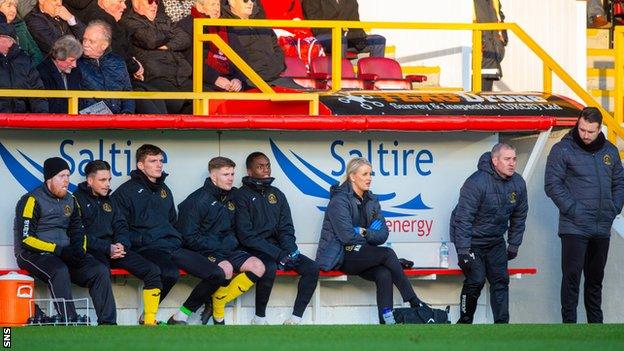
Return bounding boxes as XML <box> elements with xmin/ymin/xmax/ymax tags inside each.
<box><xmin>111</xmin><ymin>144</ymin><xmax>226</xmax><ymax>325</ymax></box>
<box><xmin>13</xmin><ymin>157</ymin><xmax>116</xmax><ymax>324</ymax></box>
<box><xmin>176</xmin><ymin>157</ymin><xmax>265</xmax><ymax>324</ymax></box>
<box><xmin>73</xmin><ymin>160</ymin><xmax>162</xmax><ymax>325</ymax></box>
<box><xmin>234</xmin><ymin>152</ymin><xmax>319</xmax><ymax>325</ymax></box>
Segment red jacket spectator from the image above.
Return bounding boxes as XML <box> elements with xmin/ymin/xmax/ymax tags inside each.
<box><xmin>259</xmin><ymin>0</ymin><xmax>312</xmax><ymax>38</ymax></box>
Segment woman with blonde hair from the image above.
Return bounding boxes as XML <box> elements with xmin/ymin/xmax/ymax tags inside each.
<box><xmin>316</xmin><ymin>157</ymin><xmax>429</xmax><ymax>324</ymax></box>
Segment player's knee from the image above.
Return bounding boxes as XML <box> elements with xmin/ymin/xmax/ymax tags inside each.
<box><xmin>247</xmin><ymin>257</ymin><xmax>265</xmax><ymax>277</ymax></box>
<box><xmin>218</xmin><ymin>261</ymin><xmax>234</xmax><ymax>280</ymax></box>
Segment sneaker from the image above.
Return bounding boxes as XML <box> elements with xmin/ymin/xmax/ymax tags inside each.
<box><xmin>589</xmin><ymin>15</ymin><xmax>611</xmax><ymax>28</ymax></box>
<box><xmin>167</xmin><ymin>316</ymin><xmax>188</xmax><ymax>325</ymax></box>
<box><xmin>250</xmin><ymin>316</ymin><xmax>269</xmax><ymax>325</ymax></box>
<box><xmin>213</xmin><ymin>318</ymin><xmax>225</xmax><ymax>325</ymax></box>
<box><xmin>200</xmin><ymin>301</ymin><xmax>213</xmax><ymax>325</ymax></box>
<box><xmin>283</xmin><ymin>318</ymin><xmax>300</xmax><ymax>325</ymax></box>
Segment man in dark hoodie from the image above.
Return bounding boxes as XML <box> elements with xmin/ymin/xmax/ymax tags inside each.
<box><xmin>112</xmin><ymin>144</ymin><xmax>227</xmax><ymax>325</ymax></box>
<box><xmin>73</xmin><ymin>160</ymin><xmax>162</xmax><ymax>325</ymax></box>
<box><xmin>545</xmin><ymin>107</ymin><xmax>624</xmax><ymax>323</ymax></box>
<box><xmin>450</xmin><ymin>142</ymin><xmax>528</xmax><ymax>324</ymax></box>
<box><xmin>234</xmin><ymin>152</ymin><xmax>319</xmax><ymax>325</ymax></box>
<box><xmin>221</xmin><ymin>0</ymin><xmax>302</xmax><ymax>89</ymax></box>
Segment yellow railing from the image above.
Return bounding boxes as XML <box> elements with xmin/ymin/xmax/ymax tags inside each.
<box><xmin>613</xmin><ymin>27</ymin><xmax>624</xmax><ymax>133</ymax></box>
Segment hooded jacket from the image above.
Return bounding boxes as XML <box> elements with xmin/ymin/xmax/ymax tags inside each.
<box><xmin>315</xmin><ymin>181</ymin><xmax>388</xmax><ymax>271</ymax></box>
<box><xmin>450</xmin><ymin>152</ymin><xmax>528</xmax><ymax>254</ymax></box>
<box><xmin>111</xmin><ymin>170</ymin><xmax>181</xmax><ymax>253</ymax></box>
<box><xmin>176</xmin><ymin>178</ymin><xmax>240</xmax><ymax>258</ymax></box>
<box><xmin>545</xmin><ymin>129</ymin><xmax>624</xmax><ymax>237</ymax></box>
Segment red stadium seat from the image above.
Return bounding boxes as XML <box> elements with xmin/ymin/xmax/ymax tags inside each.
<box><xmin>309</xmin><ymin>56</ymin><xmax>364</xmax><ymax>90</ymax></box>
<box><xmin>357</xmin><ymin>57</ymin><xmax>427</xmax><ymax>90</ymax></box>
<box><xmin>281</xmin><ymin>56</ymin><xmax>318</xmax><ymax>89</ymax></box>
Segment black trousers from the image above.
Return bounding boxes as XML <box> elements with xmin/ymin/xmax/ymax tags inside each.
<box><xmin>91</xmin><ymin>250</ymin><xmax>162</xmax><ymax>290</ymax></box>
<box><xmin>458</xmin><ymin>240</ymin><xmax>509</xmax><ymax>324</ymax></box>
<box><xmin>252</xmin><ymin>250</ymin><xmax>319</xmax><ymax>318</ymax></box>
<box><xmin>339</xmin><ymin>245</ymin><xmax>417</xmax><ymax>323</ymax></box>
<box><xmin>16</xmin><ymin>251</ymin><xmax>117</xmax><ymax>324</ymax></box>
<box><xmin>561</xmin><ymin>235</ymin><xmax>610</xmax><ymax>323</ymax></box>
<box><xmin>140</xmin><ymin>248</ymin><xmax>225</xmax><ymax>311</ymax></box>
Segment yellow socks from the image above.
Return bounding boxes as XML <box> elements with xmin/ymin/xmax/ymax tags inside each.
<box><xmin>212</xmin><ymin>272</ymin><xmax>258</xmax><ymax>321</ymax></box>
<box><xmin>143</xmin><ymin>288</ymin><xmax>161</xmax><ymax>325</ymax></box>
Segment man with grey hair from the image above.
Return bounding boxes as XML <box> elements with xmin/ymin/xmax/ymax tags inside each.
<box><xmin>37</xmin><ymin>35</ymin><xmax>82</xmax><ymax>113</ymax></box>
<box><xmin>78</xmin><ymin>20</ymin><xmax>134</xmax><ymax>114</ymax></box>
<box><xmin>449</xmin><ymin>142</ymin><xmax>528</xmax><ymax>324</ymax></box>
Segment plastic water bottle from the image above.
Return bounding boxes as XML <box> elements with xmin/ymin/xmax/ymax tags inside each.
<box><xmin>382</xmin><ymin>307</ymin><xmax>396</xmax><ymax>325</ymax></box>
<box><xmin>439</xmin><ymin>241</ymin><xmax>449</xmax><ymax>268</ymax></box>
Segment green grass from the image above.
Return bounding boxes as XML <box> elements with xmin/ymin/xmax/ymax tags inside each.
<box><xmin>9</xmin><ymin>324</ymin><xmax>624</xmax><ymax>351</ymax></box>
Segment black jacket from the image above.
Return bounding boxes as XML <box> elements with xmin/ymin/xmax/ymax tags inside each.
<box><xmin>81</xmin><ymin>4</ymin><xmax>141</xmax><ymax>75</ymax></box>
<box><xmin>74</xmin><ymin>181</ymin><xmax>128</xmax><ymax>256</ymax></box>
<box><xmin>121</xmin><ymin>9</ymin><xmax>192</xmax><ymax>85</ymax></box>
<box><xmin>111</xmin><ymin>170</ymin><xmax>182</xmax><ymax>254</ymax></box>
<box><xmin>176</xmin><ymin>178</ymin><xmax>240</xmax><ymax>258</ymax></box>
<box><xmin>474</xmin><ymin>0</ymin><xmax>507</xmax><ymax>79</ymax></box>
<box><xmin>301</xmin><ymin>0</ymin><xmax>366</xmax><ymax>40</ymax></box>
<box><xmin>36</xmin><ymin>56</ymin><xmax>82</xmax><ymax>113</ymax></box>
<box><xmin>0</xmin><ymin>44</ymin><xmax>48</xmax><ymax>113</ymax></box>
<box><xmin>450</xmin><ymin>152</ymin><xmax>528</xmax><ymax>254</ymax></box>
<box><xmin>221</xmin><ymin>4</ymin><xmax>286</xmax><ymax>82</ymax></box>
<box><xmin>24</xmin><ymin>7</ymin><xmax>85</xmax><ymax>54</ymax></box>
<box><xmin>545</xmin><ymin>129</ymin><xmax>624</xmax><ymax>237</ymax></box>
<box><xmin>234</xmin><ymin>176</ymin><xmax>297</xmax><ymax>260</ymax></box>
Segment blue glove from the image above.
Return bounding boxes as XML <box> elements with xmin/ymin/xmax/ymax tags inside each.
<box><xmin>353</xmin><ymin>227</ymin><xmax>361</xmax><ymax>235</ymax></box>
<box><xmin>369</xmin><ymin>219</ymin><xmax>383</xmax><ymax>231</ymax></box>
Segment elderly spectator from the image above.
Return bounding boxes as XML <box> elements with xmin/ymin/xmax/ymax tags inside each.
<box><xmin>177</xmin><ymin>0</ymin><xmax>244</xmax><ymax>92</ymax></box>
<box><xmin>0</xmin><ymin>0</ymin><xmax>43</xmax><ymax>64</ymax></box>
<box><xmin>78</xmin><ymin>20</ymin><xmax>134</xmax><ymax>114</ymax></box>
<box><xmin>302</xmin><ymin>0</ymin><xmax>386</xmax><ymax>58</ymax></box>
<box><xmin>37</xmin><ymin>35</ymin><xmax>82</xmax><ymax>113</ymax></box>
<box><xmin>162</xmin><ymin>0</ymin><xmax>193</xmax><ymax>22</ymax></box>
<box><xmin>24</xmin><ymin>0</ymin><xmax>85</xmax><ymax>54</ymax></box>
<box><xmin>122</xmin><ymin>0</ymin><xmax>192</xmax><ymax>113</ymax></box>
<box><xmin>221</xmin><ymin>0</ymin><xmax>302</xmax><ymax>89</ymax></box>
<box><xmin>16</xmin><ymin>0</ymin><xmax>36</xmax><ymax>18</ymax></box>
<box><xmin>0</xmin><ymin>16</ymin><xmax>48</xmax><ymax>112</ymax></box>
<box><xmin>82</xmin><ymin>0</ymin><xmax>144</xmax><ymax>81</ymax></box>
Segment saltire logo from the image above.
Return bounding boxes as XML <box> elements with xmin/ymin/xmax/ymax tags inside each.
<box><xmin>0</xmin><ymin>141</ymin><xmax>78</xmax><ymax>192</ymax></box>
<box><xmin>269</xmin><ymin>138</ymin><xmax>431</xmax><ymax>218</ymax></box>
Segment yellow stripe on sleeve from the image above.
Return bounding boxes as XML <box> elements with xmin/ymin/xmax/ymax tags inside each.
<box><xmin>83</xmin><ymin>235</ymin><xmax>87</xmax><ymax>252</ymax></box>
<box><xmin>22</xmin><ymin>196</ymin><xmax>36</xmax><ymax>219</ymax></box>
<box><xmin>22</xmin><ymin>236</ymin><xmax>56</xmax><ymax>253</ymax></box>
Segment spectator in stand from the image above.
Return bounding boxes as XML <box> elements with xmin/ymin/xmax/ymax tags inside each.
<box><xmin>25</xmin><ymin>0</ymin><xmax>85</xmax><ymax>54</ymax></box>
<box><xmin>221</xmin><ymin>0</ymin><xmax>302</xmax><ymax>89</ymax></box>
<box><xmin>302</xmin><ymin>0</ymin><xmax>385</xmax><ymax>58</ymax></box>
<box><xmin>37</xmin><ymin>35</ymin><xmax>82</xmax><ymax>113</ymax></box>
<box><xmin>177</xmin><ymin>0</ymin><xmax>243</xmax><ymax>92</ymax></box>
<box><xmin>1</xmin><ymin>0</ymin><xmax>43</xmax><ymax>64</ymax></box>
<box><xmin>588</xmin><ymin>0</ymin><xmax>610</xmax><ymax>28</ymax></box>
<box><xmin>474</xmin><ymin>0</ymin><xmax>507</xmax><ymax>92</ymax></box>
<box><xmin>162</xmin><ymin>0</ymin><xmax>192</xmax><ymax>22</ymax></box>
<box><xmin>17</xmin><ymin>0</ymin><xmax>37</xmax><ymax>18</ymax></box>
<box><xmin>122</xmin><ymin>0</ymin><xmax>192</xmax><ymax>113</ymax></box>
<box><xmin>78</xmin><ymin>20</ymin><xmax>134</xmax><ymax>113</ymax></box>
<box><xmin>0</xmin><ymin>14</ymin><xmax>48</xmax><ymax>113</ymax></box>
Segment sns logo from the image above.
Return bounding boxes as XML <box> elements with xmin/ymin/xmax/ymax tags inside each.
<box><xmin>270</xmin><ymin>139</ymin><xmax>432</xmax><ymax>218</ymax></box>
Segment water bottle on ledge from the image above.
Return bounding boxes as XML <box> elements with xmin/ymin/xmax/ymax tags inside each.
<box><xmin>439</xmin><ymin>241</ymin><xmax>449</xmax><ymax>268</ymax></box>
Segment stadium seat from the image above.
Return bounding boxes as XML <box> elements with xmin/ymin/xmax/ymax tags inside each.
<box><xmin>281</xmin><ymin>56</ymin><xmax>318</xmax><ymax>89</ymax></box>
<box><xmin>357</xmin><ymin>57</ymin><xmax>427</xmax><ymax>90</ymax></box>
<box><xmin>309</xmin><ymin>56</ymin><xmax>365</xmax><ymax>90</ymax></box>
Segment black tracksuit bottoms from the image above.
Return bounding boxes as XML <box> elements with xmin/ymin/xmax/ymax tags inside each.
<box><xmin>561</xmin><ymin>234</ymin><xmax>610</xmax><ymax>323</ymax></box>
<box><xmin>16</xmin><ymin>250</ymin><xmax>117</xmax><ymax>324</ymax></box>
<box><xmin>91</xmin><ymin>250</ymin><xmax>162</xmax><ymax>290</ymax></box>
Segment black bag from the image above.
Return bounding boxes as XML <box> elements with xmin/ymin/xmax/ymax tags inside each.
<box><xmin>393</xmin><ymin>305</ymin><xmax>450</xmax><ymax>324</ymax></box>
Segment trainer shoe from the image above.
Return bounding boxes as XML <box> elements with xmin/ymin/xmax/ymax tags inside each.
<box><xmin>200</xmin><ymin>301</ymin><xmax>213</xmax><ymax>325</ymax></box>
<box><xmin>167</xmin><ymin>316</ymin><xmax>188</xmax><ymax>325</ymax></box>
<box><xmin>213</xmin><ymin>318</ymin><xmax>225</xmax><ymax>325</ymax></box>
<box><xmin>250</xmin><ymin>316</ymin><xmax>269</xmax><ymax>325</ymax></box>
<box><xmin>283</xmin><ymin>318</ymin><xmax>300</xmax><ymax>325</ymax></box>
<box><xmin>589</xmin><ymin>15</ymin><xmax>611</xmax><ymax>28</ymax></box>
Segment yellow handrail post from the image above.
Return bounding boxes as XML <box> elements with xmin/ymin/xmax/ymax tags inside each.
<box><xmin>472</xmin><ymin>29</ymin><xmax>482</xmax><ymax>92</ymax></box>
<box><xmin>543</xmin><ymin>63</ymin><xmax>552</xmax><ymax>94</ymax></box>
<box><xmin>67</xmin><ymin>96</ymin><xmax>79</xmax><ymax>115</ymax></box>
<box><xmin>615</xmin><ymin>27</ymin><xmax>624</xmax><ymax>127</ymax></box>
<box><xmin>308</xmin><ymin>94</ymin><xmax>319</xmax><ymax>115</ymax></box>
<box><xmin>331</xmin><ymin>26</ymin><xmax>343</xmax><ymax>92</ymax></box>
<box><xmin>192</xmin><ymin>18</ymin><xmax>206</xmax><ymax>115</ymax></box>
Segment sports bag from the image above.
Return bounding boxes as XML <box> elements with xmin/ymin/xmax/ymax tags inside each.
<box><xmin>393</xmin><ymin>305</ymin><xmax>451</xmax><ymax>324</ymax></box>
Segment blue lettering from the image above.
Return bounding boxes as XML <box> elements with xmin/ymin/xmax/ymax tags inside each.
<box><xmin>109</xmin><ymin>143</ymin><xmax>122</xmax><ymax>176</ymax></box>
<box><xmin>125</xmin><ymin>140</ymin><xmax>132</xmax><ymax>175</ymax></box>
<box><xmin>377</xmin><ymin>143</ymin><xmax>389</xmax><ymax>176</ymax></box>
<box><xmin>60</xmin><ymin>140</ymin><xmax>75</xmax><ymax>174</ymax></box>
<box><xmin>415</xmin><ymin>150</ymin><xmax>433</xmax><ymax>176</ymax></box>
<box><xmin>330</xmin><ymin>140</ymin><xmax>346</xmax><ymax>176</ymax></box>
<box><xmin>77</xmin><ymin>150</ymin><xmax>94</xmax><ymax>176</ymax></box>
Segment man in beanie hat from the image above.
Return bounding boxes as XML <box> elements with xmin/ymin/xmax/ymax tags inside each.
<box><xmin>14</xmin><ymin>156</ymin><xmax>117</xmax><ymax>325</ymax></box>
<box><xmin>546</xmin><ymin>107</ymin><xmax>624</xmax><ymax>323</ymax></box>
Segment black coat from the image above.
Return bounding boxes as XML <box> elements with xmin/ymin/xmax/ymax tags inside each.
<box><xmin>36</xmin><ymin>56</ymin><xmax>82</xmax><ymax>113</ymax></box>
<box><xmin>450</xmin><ymin>152</ymin><xmax>528</xmax><ymax>254</ymax></box>
<box><xmin>176</xmin><ymin>178</ymin><xmax>240</xmax><ymax>258</ymax></box>
<box><xmin>121</xmin><ymin>9</ymin><xmax>192</xmax><ymax>85</ymax></box>
<box><xmin>24</xmin><ymin>7</ymin><xmax>85</xmax><ymax>54</ymax></box>
<box><xmin>111</xmin><ymin>170</ymin><xmax>182</xmax><ymax>254</ymax></box>
<box><xmin>234</xmin><ymin>176</ymin><xmax>297</xmax><ymax>260</ymax></box>
<box><xmin>0</xmin><ymin>44</ymin><xmax>48</xmax><ymax>113</ymax></box>
<box><xmin>301</xmin><ymin>0</ymin><xmax>366</xmax><ymax>40</ymax></box>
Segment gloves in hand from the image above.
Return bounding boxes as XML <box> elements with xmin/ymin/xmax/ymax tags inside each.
<box><xmin>369</xmin><ymin>219</ymin><xmax>383</xmax><ymax>231</ymax></box>
<box><xmin>507</xmin><ymin>249</ymin><xmax>518</xmax><ymax>261</ymax></box>
<box><xmin>457</xmin><ymin>251</ymin><xmax>476</xmax><ymax>272</ymax></box>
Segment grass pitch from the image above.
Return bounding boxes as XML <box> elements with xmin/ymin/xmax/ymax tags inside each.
<box><xmin>10</xmin><ymin>324</ymin><xmax>624</xmax><ymax>351</ymax></box>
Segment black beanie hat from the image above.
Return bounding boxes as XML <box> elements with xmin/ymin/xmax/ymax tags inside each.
<box><xmin>44</xmin><ymin>157</ymin><xmax>70</xmax><ymax>181</ymax></box>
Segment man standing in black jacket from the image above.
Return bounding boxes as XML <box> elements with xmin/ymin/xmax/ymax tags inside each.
<box><xmin>545</xmin><ymin>107</ymin><xmax>624</xmax><ymax>323</ymax></box>
<box><xmin>74</xmin><ymin>160</ymin><xmax>162</xmax><ymax>325</ymax></box>
<box><xmin>234</xmin><ymin>152</ymin><xmax>319</xmax><ymax>325</ymax></box>
<box><xmin>112</xmin><ymin>144</ymin><xmax>227</xmax><ymax>325</ymax></box>
<box><xmin>450</xmin><ymin>143</ymin><xmax>528</xmax><ymax>324</ymax></box>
